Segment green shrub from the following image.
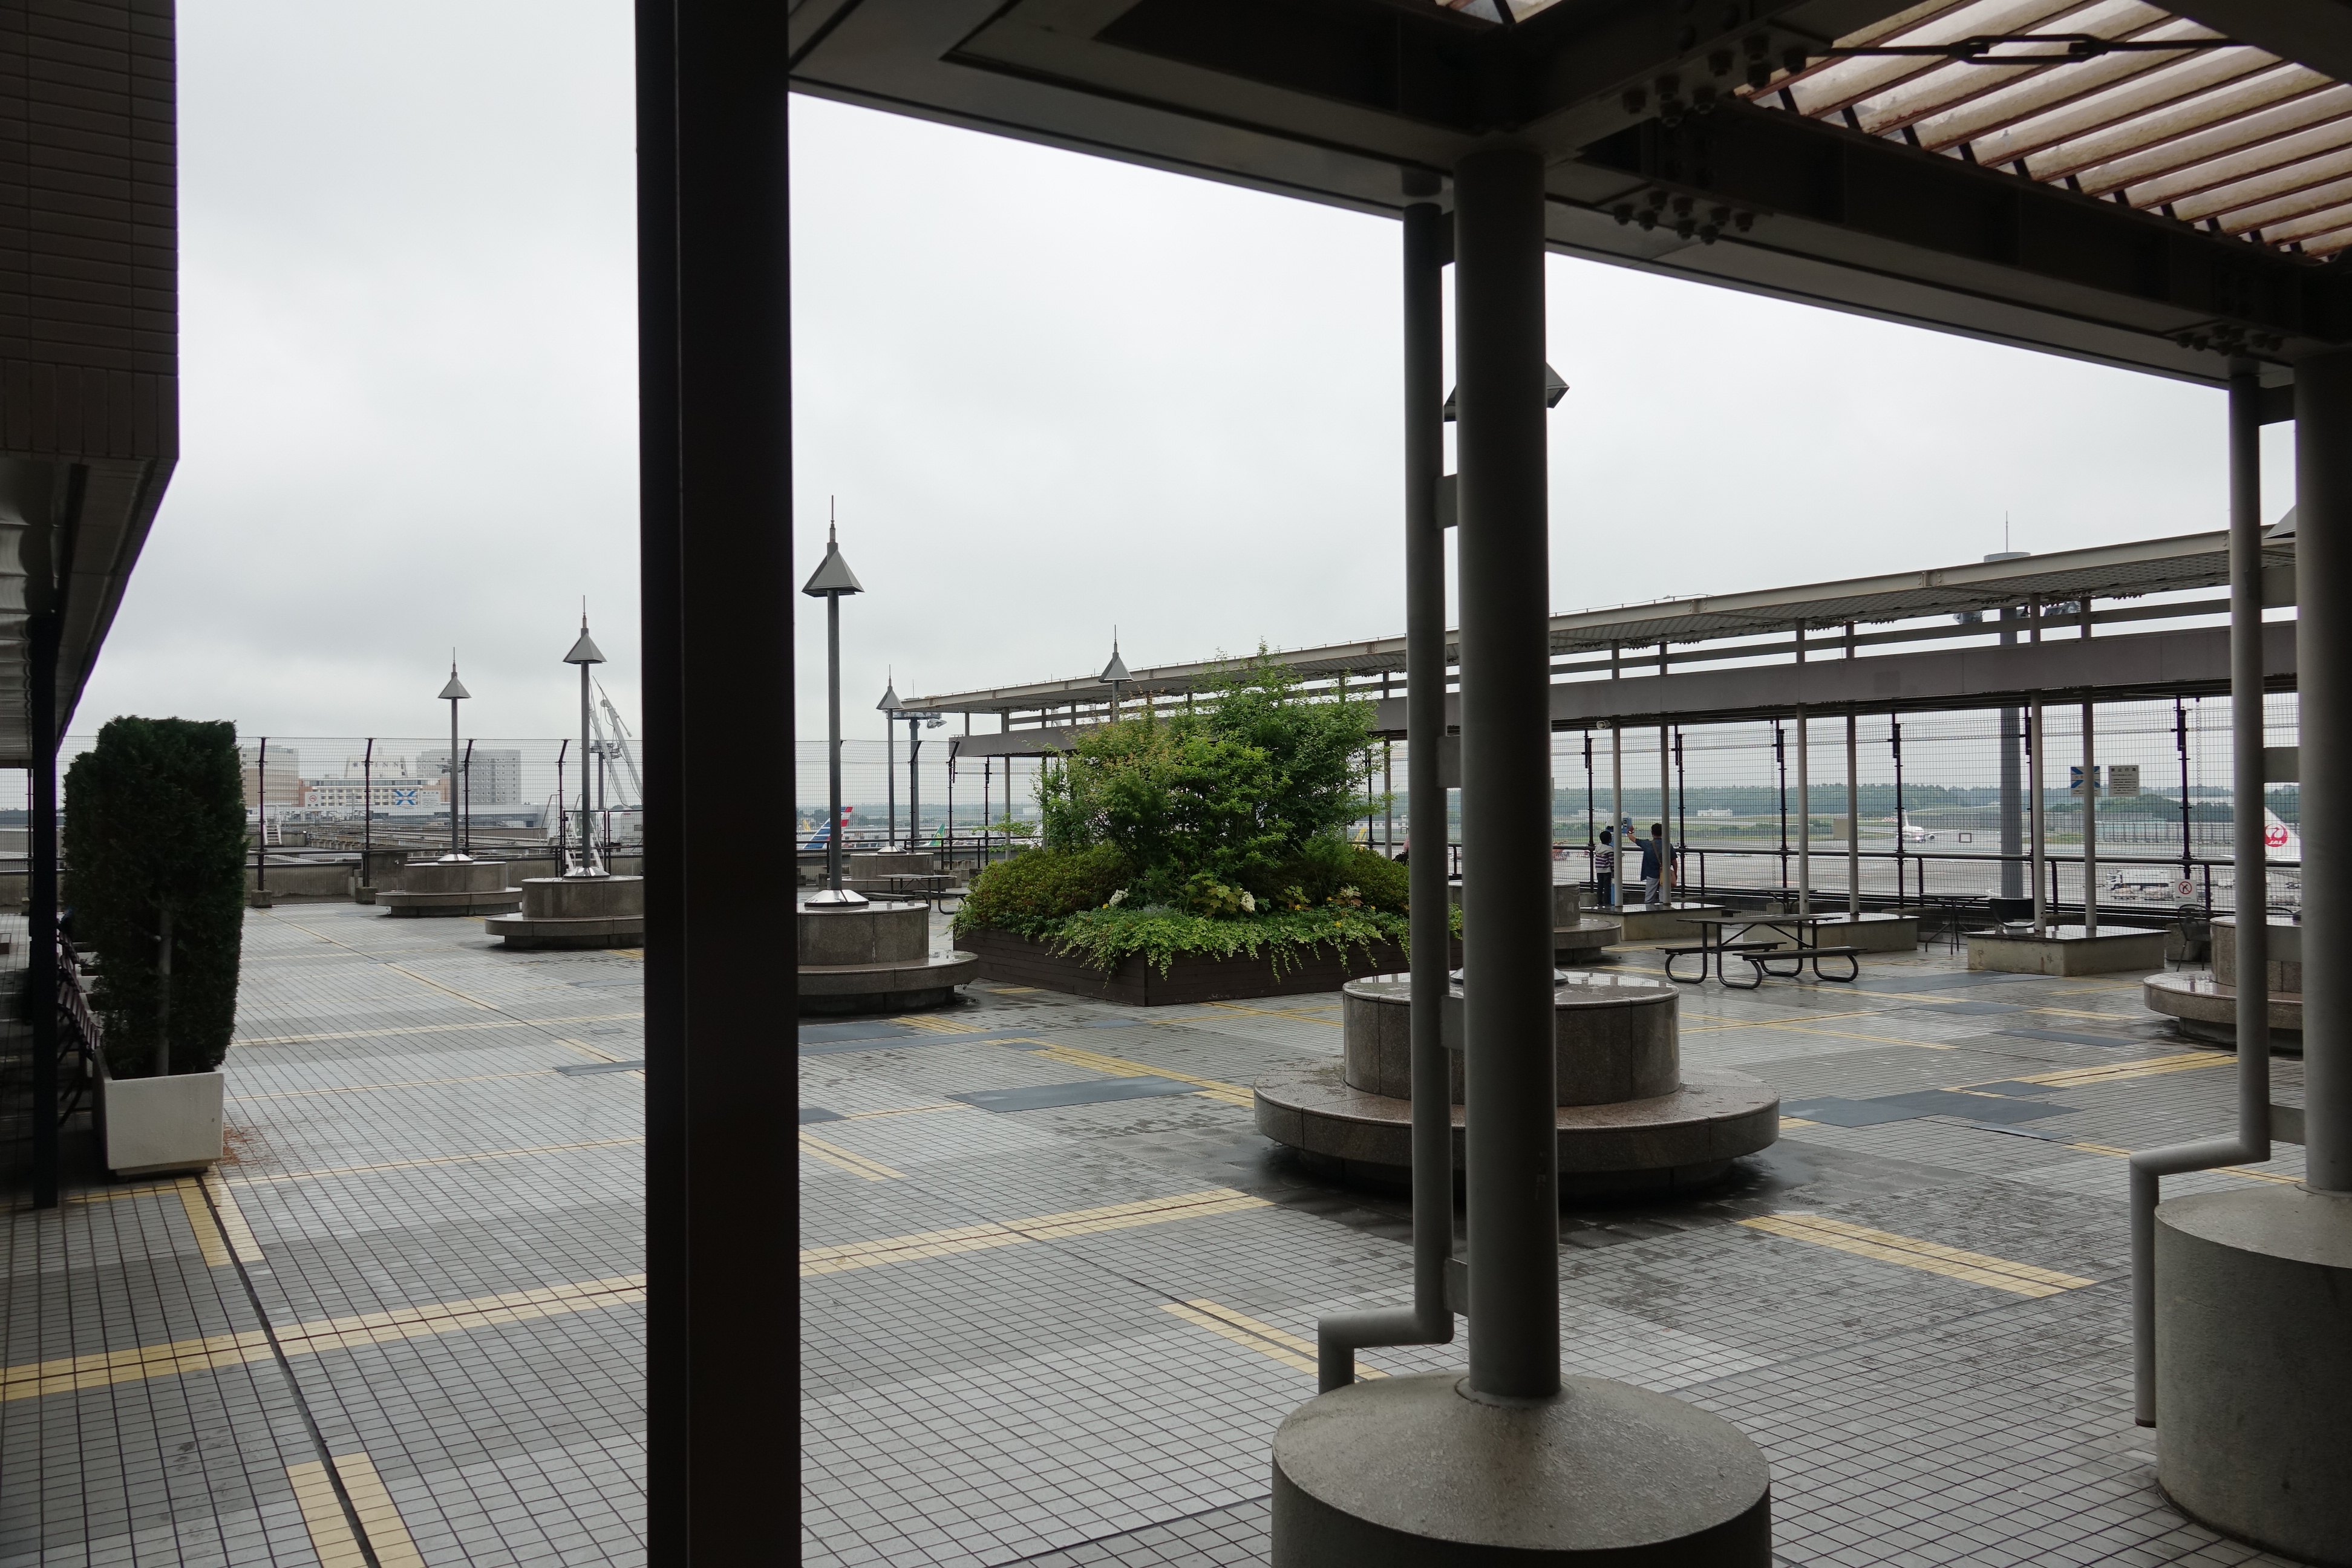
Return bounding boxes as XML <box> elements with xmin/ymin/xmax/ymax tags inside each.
<box><xmin>955</xmin><ymin>844</ymin><xmax>1132</xmax><ymax>939</ymax></box>
<box><xmin>1034</xmin><ymin>654</ymin><xmax>1384</xmax><ymax>910</ymax></box>
<box><xmin>1258</xmin><ymin>841</ymin><xmax>1409</xmax><ymax>913</ymax></box>
<box><xmin>64</xmin><ymin>718</ymin><xmax>249</xmax><ymax>1077</ymax></box>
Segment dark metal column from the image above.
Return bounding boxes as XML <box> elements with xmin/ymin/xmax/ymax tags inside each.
<box><xmin>1400</xmin><ymin>196</ymin><xmax>1453</xmax><ymax>1344</ymax></box>
<box><xmin>1315</xmin><ymin>191</ymin><xmax>1454</xmax><ymax>1389</ymax></box>
<box><xmin>28</xmin><ymin>610</ymin><xmax>59</xmax><ymax>1209</ymax></box>
<box><xmin>2300</xmin><ymin>349</ymin><xmax>2352</xmax><ymax>1191</ymax></box>
<box><xmin>636</xmin><ymin>0</ymin><xmax>797</xmax><ymax>1557</ymax></box>
<box><xmin>1999</xmin><ymin>647</ymin><xmax>2023</xmax><ymax>900</ymax></box>
<box><xmin>1454</xmin><ymin>145</ymin><xmax>1557</xmax><ymax>1402</ymax></box>
<box><xmin>2227</xmin><ymin>361</ymin><xmax>2270</xmax><ymax>1094</ymax></box>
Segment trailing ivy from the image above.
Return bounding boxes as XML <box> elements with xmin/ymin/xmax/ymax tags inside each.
<box><xmin>1044</xmin><ymin>902</ymin><xmax>1420</xmax><ymax>979</ymax></box>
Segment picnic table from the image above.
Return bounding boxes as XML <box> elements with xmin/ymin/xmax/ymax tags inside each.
<box><xmin>1662</xmin><ymin>912</ymin><xmax>1866</xmax><ymax>988</ymax></box>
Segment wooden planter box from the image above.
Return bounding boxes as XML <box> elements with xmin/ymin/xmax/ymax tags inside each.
<box><xmin>960</xmin><ymin>924</ymin><xmax>1446</xmax><ymax>1006</ymax></box>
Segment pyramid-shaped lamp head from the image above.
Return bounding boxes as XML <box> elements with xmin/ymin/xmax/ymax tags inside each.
<box><xmin>439</xmin><ymin>662</ymin><xmax>471</xmax><ymax>702</ymax></box>
<box><xmin>564</xmin><ymin>617</ymin><xmax>606</xmax><ymax>667</ymax></box>
<box><xmin>876</xmin><ymin>676</ymin><xmax>901</xmax><ymax>715</ymax></box>
<box><xmin>803</xmin><ymin>523</ymin><xmax>864</xmax><ymax>598</ymax></box>
<box><xmin>1100</xmin><ymin>640</ymin><xmax>1131</xmax><ymax>687</ymax></box>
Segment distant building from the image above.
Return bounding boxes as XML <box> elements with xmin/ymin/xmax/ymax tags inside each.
<box><xmin>301</xmin><ymin>777</ymin><xmax>447</xmax><ymax>811</ymax></box>
<box><xmin>419</xmin><ymin>748</ymin><xmax>523</xmax><ymax>806</ymax></box>
<box><xmin>238</xmin><ymin>745</ymin><xmax>302</xmax><ymax>808</ymax></box>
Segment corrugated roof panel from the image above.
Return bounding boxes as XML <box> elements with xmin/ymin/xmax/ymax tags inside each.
<box><xmin>1743</xmin><ymin>0</ymin><xmax>2352</xmax><ymax>256</ymax></box>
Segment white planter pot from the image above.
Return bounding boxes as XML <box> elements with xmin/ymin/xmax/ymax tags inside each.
<box><xmin>102</xmin><ymin>1070</ymin><xmax>224</xmax><ymax>1177</ymax></box>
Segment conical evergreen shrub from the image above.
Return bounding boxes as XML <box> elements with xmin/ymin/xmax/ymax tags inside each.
<box><xmin>64</xmin><ymin>717</ymin><xmax>248</xmax><ymax>1077</ymax></box>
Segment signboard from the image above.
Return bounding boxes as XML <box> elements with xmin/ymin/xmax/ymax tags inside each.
<box><xmin>2068</xmin><ymin>765</ymin><xmax>2102</xmax><ymax>794</ymax></box>
<box><xmin>2108</xmin><ymin>765</ymin><xmax>2140</xmax><ymax>797</ymax></box>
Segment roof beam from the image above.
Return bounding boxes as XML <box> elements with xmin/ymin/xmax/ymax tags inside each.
<box><xmin>1573</xmin><ymin>99</ymin><xmax>2350</xmax><ymax>358</ymax></box>
<box><xmin>1371</xmin><ymin>620</ymin><xmax>2296</xmax><ymax>731</ymax></box>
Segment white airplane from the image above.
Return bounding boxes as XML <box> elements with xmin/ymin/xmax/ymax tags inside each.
<box><xmin>1898</xmin><ymin>811</ymin><xmax>1935</xmax><ymax>843</ymax></box>
<box><xmin>2103</xmin><ymin>809</ymin><xmax>2302</xmax><ymax>912</ymax></box>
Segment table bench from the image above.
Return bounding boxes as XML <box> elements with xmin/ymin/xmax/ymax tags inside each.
<box><xmin>1740</xmin><ymin>944</ymin><xmax>1864</xmax><ymax>987</ymax></box>
<box><xmin>1662</xmin><ymin>939</ymin><xmax>1783</xmax><ymax>984</ymax></box>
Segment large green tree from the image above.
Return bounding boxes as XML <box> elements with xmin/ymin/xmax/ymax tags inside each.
<box><xmin>64</xmin><ymin>718</ymin><xmax>249</xmax><ymax>1077</ymax></box>
<box><xmin>1037</xmin><ymin>656</ymin><xmax>1381</xmax><ymax>909</ymax></box>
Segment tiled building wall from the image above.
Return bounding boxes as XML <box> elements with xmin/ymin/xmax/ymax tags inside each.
<box><xmin>0</xmin><ymin>0</ymin><xmax>177</xmax><ymax>463</ymax></box>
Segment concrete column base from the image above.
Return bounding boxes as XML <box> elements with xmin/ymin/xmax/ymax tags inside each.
<box><xmin>2155</xmin><ymin>1186</ymin><xmax>2352</xmax><ymax>1567</ymax></box>
<box><xmin>1271</xmin><ymin>1371</ymin><xmax>1769</xmax><ymax>1566</ymax></box>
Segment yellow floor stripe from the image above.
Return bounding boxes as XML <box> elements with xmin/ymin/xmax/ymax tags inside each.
<box><xmin>1739</xmin><ymin>1213</ymin><xmax>2094</xmax><ymax>1296</ymax></box>
<box><xmin>201</xmin><ymin>1171</ymin><xmax>264</xmax><ymax>1264</ymax></box>
<box><xmin>1735</xmin><ymin>1023</ymin><xmax>1953</xmax><ymax>1051</ymax></box>
<box><xmin>798</xmin><ymin>1131</ymin><xmax>904</xmax><ymax>1181</ymax></box>
<box><xmin>289</xmin><ymin>1454</ymin><xmax>426</xmax><ymax>1568</ymax></box>
<box><xmin>1162</xmin><ymin>1302</ymin><xmax>1315</xmax><ymax>1375</ymax></box>
<box><xmin>802</xmin><ymin>1189</ymin><xmax>1269</xmax><ymax>1278</ymax></box>
<box><xmin>840</xmin><ymin>1103</ymin><xmax>965</xmax><ymax>1121</ymax></box>
<box><xmin>1</xmin><ymin>1274</ymin><xmax>644</xmax><ymax>1402</ymax></box>
<box><xmin>288</xmin><ymin>1459</ymin><xmax>369</xmax><ymax>1568</ymax></box>
<box><xmin>175</xmin><ymin>1180</ymin><xmax>229</xmax><ymax>1269</ymax></box>
<box><xmin>2054</xmin><ymin>1138</ymin><xmax>2300</xmax><ymax>1184</ymax></box>
<box><xmin>1779</xmin><ymin>1117</ymin><xmax>1818</xmax><ymax>1131</ymax></box>
<box><xmin>1201</xmin><ymin>1001</ymin><xmax>1340</xmax><ymax>1027</ymax></box>
<box><xmin>234</xmin><ymin>1012</ymin><xmax>641</xmax><ymax>1047</ymax></box>
<box><xmin>1167</xmin><ymin>1298</ymin><xmax>1388</xmax><ymax>1380</ymax></box>
<box><xmin>892</xmin><ymin>1013</ymin><xmax>980</xmax><ymax>1034</ymax></box>
<box><xmin>1685</xmin><ymin>1010</ymin><xmax>1877</xmax><ymax>1033</ymax></box>
<box><xmin>1028</xmin><ymin>1043</ymin><xmax>1254</xmax><ymax>1106</ymax></box>
<box><xmin>69</xmin><ymin>1184</ymin><xmax>178</xmax><ymax>1206</ymax></box>
<box><xmin>226</xmin><ymin>1136</ymin><xmax>643</xmax><ymax>1187</ymax></box>
<box><xmin>2004</xmin><ymin>1052</ymin><xmax>2224</xmax><ymax>1090</ymax></box>
<box><xmin>231</xmin><ymin>1069</ymin><xmax>554</xmax><ymax>1102</ymax></box>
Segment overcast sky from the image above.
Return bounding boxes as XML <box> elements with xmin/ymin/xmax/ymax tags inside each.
<box><xmin>73</xmin><ymin>2</ymin><xmax>2295</xmax><ymax>748</ymax></box>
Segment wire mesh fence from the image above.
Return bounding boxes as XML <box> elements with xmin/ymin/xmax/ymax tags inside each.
<box><xmin>816</xmin><ymin>695</ymin><xmax>2300</xmax><ymax>915</ymax></box>
<box><xmin>0</xmin><ymin>736</ymin><xmax>647</xmax><ymax>836</ymax></box>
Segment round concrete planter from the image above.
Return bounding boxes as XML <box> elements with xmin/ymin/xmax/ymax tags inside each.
<box><xmin>1255</xmin><ymin>972</ymin><xmax>1777</xmax><ymax>1195</ymax></box>
<box><xmin>485</xmin><ymin>875</ymin><xmax>646</xmax><ymax>950</ymax></box>
<box><xmin>377</xmin><ymin>859</ymin><xmax>522</xmax><ymax>917</ymax></box>
<box><xmin>2143</xmin><ymin>915</ymin><xmax>2302</xmax><ymax>1047</ymax></box>
<box><xmin>2155</xmin><ymin>1186</ymin><xmax>2352</xmax><ymax>1566</ymax></box>
<box><xmin>1451</xmin><ymin>880</ymin><xmax>1623</xmax><ymax>964</ymax></box>
<box><xmin>799</xmin><ymin>898</ymin><xmax>976</xmax><ymax>1014</ymax></box>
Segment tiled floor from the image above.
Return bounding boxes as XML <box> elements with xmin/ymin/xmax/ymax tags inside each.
<box><xmin>0</xmin><ymin>901</ymin><xmax>2318</xmax><ymax>1566</ymax></box>
<box><xmin>4</xmin><ymin>905</ymin><xmax>647</xmax><ymax>1568</ymax></box>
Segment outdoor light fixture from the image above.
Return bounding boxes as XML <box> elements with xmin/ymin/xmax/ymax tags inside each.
<box><xmin>1440</xmin><ymin>361</ymin><xmax>1567</xmax><ymax>421</ymax></box>
<box><xmin>436</xmin><ymin>659</ymin><xmax>471</xmax><ymax>863</ymax></box>
<box><xmin>1100</xmin><ymin>633</ymin><xmax>1131</xmax><ymax>717</ymax></box>
<box><xmin>563</xmin><ymin>613</ymin><xmax>608</xmax><ymax>878</ymax></box>
<box><xmin>805</xmin><ymin>517</ymin><xmax>868</xmax><ymax>904</ymax></box>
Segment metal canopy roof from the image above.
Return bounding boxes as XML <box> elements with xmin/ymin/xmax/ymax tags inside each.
<box><xmin>906</xmin><ymin>526</ymin><xmax>2285</xmax><ymax>713</ymax></box>
<box><xmin>1756</xmin><ymin>0</ymin><xmax>2352</xmax><ymax>264</ymax></box>
<box><xmin>789</xmin><ymin>0</ymin><xmax>2352</xmax><ymax>385</ymax></box>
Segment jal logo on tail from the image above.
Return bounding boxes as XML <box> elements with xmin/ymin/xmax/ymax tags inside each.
<box><xmin>2267</xmin><ymin>822</ymin><xmax>2290</xmax><ymax>850</ymax></box>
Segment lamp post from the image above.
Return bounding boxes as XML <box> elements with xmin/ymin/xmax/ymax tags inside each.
<box><xmin>903</xmin><ymin>705</ymin><xmax>944</xmax><ymax>852</ymax></box>
<box><xmin>1101</xmin><ymin>635</ymin><xmax>1129</xmax><ymax>721</ymax></box>
<box><xmin>565</xmin><ymin>615</ymin><xmax>609</xmax><ymax>877</ymax></box>
<box><xmin>437</xmin><ymin>661</ymin><xmax>471</xmax><ymax>862</ymax></box>
<box><xmin>803</xmin><ymin>523</ymin><xmax>866</xmax><ymax>903</ymax></box>
<box><xmin>877</xmin><ymin>675</ymin><xmax>900</xmax><ymax>849</ymax></box>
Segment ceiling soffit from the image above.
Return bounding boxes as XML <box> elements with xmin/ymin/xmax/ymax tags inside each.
<box><xmin>794</xmin><ymin>0</ymin><xmax>2352</xmax><ymax>379</ymax></box>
